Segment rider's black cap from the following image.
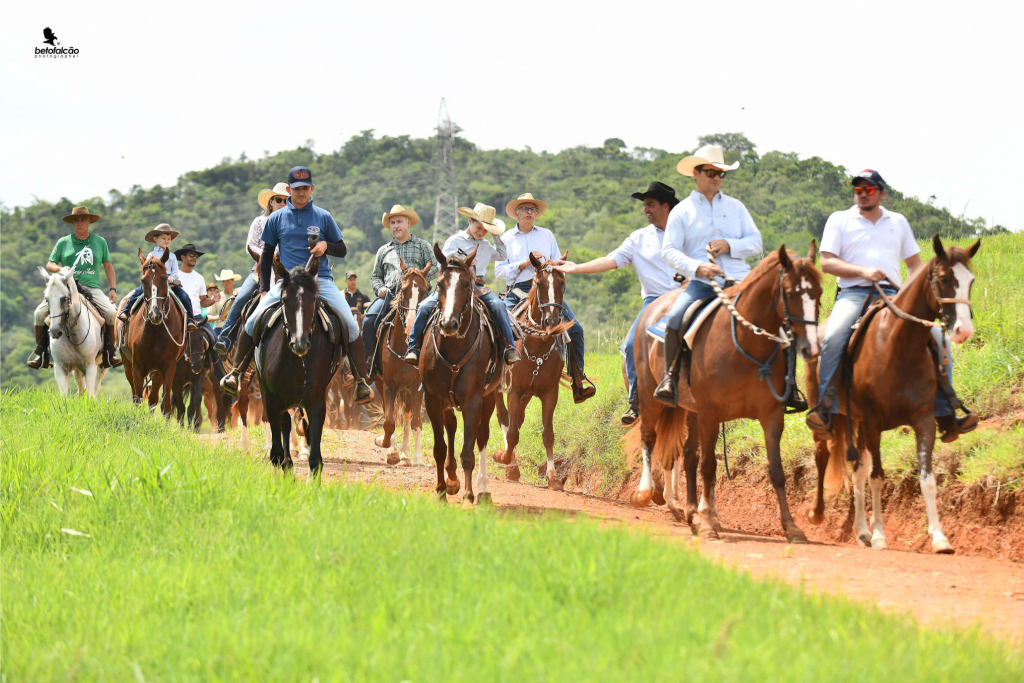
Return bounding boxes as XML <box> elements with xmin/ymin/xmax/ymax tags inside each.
<box><xmin>852</xmin><ymin>169</ymin><xmax>887</xmax><ymax>190</ymax></box>
<box><xmin>288</xmin><ymin>166</ymin><xmax>313</xmax><ymax>188</ymax></box>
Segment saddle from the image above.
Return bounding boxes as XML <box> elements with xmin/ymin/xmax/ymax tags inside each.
<box><xmin>425</xmin><ymin>289</ymin><xmax>503</xmax><ymax>387</ymax></box>
<box><xmin>252</xmin><ymin>298</ymin><xmax>343</xmax><ymax>348</ymax></box>
<box><xmin>646</xmin><ymin>296</ymin><xmax>719</xmax><ymax>346</ymax></box>
<box><xmin>119</xmin><ymin>289</ymin><xmax>188</xmax><ymax>348</ymax></box>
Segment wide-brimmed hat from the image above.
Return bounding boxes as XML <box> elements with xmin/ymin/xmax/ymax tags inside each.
<box><xmin>381</xmin><ymin>204</ymin><xmax>420</xmax><ymax>228</ymax></box>
<box><xmin>458</xmin><ymin>203</ymin><xmax>506</xmax><ymax>236</ymax></box>
<box><xmin>631</xmin><ymin>181</ymin><xmax>680</xmax><ymax>208</ymax></box>
<box><xmin>62</xmin><ymin>206</ymin><xmax>101</xmax><ymax>224</ymax></box>
<box><xmin>144</xmin><ymin>224</ymin><xmax>180</xmax><ymax>242</ymax></box>
<box><xmin>676</xmin><ymin>144</ymin><xmax>740</xmax><ymax>176</ymax></box>
<box><xmin>214</xmin><ymin>269</ymin><xmax>242</xmax><ymax>282</ymax></box>
<box><xmin>257</xmin><ymin>182</ymin><xmax>291</xmax><ymax>210</ymax></box>
<box><xmin>173</xmin><ymin>243</ymin><xmax>205</xmax><ymax>258</ymax></box>
<box><xmin>505</xmin><ymin>193</ymin><xmax>548</xmax><ymax>218</ymax></box>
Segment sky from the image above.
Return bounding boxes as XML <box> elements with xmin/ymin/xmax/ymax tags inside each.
<box><xmin>3</xmin><ymin>0</ymin><xmax>1022</xmax><ymax>230</ymax></box>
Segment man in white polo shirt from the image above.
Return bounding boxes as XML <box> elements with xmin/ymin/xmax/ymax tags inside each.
<box><xmin>558</xmin><ymin>181</ymin><xmax>681</xmax><ymax>423</ymax></box>
<box><xmin>805</xmin><ymin>169</ymin><xmax>977</xmax><ymax>442</ymax></box>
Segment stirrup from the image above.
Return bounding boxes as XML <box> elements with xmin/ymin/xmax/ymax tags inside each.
<box><xmin>504</xmin><ymin>347</ymin><xmax>521</xmax><ymax>364</ymax></box>
<box><xmin>805</xmin><ymin>408</ymin><xmax>833</xmax><ymax>435</ymax></box>
<box><xmin>404</xmin><ymin>349</ymin><xmax>419</xmax><ymax>366</ymax></box>
<box><xmin>354</xmin><ymin>379</ymin><xmax>374</xmax><ymax>404</ymax></box>
<box><xmin>220</xmin><ymin>372</ymin><xmax>240</xmax><ymax>397</ymax></box>
<box><xmin>653</xmin><ymin>376</ymin><xmax>677</xmax><ymax>406</ymax></box>
<box><xmin>572</xmin><ymin>374</ymin><xmax>597</xmax><ymax>404</ymax></box>
<box><xmin>213</xmin><ymin>339</ymin><xmax>230</xmax><ymax>359</ymax></box>
<box><xmin>27</xmin><ymin>353</ymin><xmax>44</xmax><ymax>370</ymax></box>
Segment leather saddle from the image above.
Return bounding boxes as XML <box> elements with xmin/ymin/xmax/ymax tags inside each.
<box><xmin>252</xmin><ymin>298</ymin><xmax>343</xmax><ymax>348</ymax></box>
<box><xmin>647</xmin><ymin>296</ymin><xmax>718</xmax><ymax>344</ymax></box>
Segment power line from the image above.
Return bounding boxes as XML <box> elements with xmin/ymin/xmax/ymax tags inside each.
<box><xmin>432</xmin><ymin>99</ymin><xmax>459</xmax><ymax>243</ymax></box>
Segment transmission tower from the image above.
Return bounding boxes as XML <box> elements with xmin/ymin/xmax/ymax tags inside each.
<box><xmin>432</xmin><ymin>98</ymin><xmax>459</xmax><ymax>244</ymax></box>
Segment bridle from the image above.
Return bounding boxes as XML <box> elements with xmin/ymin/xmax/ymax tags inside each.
<box><xmin>437</xmin><ymin>264</ymin><xmax>475</xmax><ymax>339</ymax></box>
<box><xmin>386</xmin><ymin>272</ymin><xmax>427</xmax><ymax>358</ymax></box>
<box><xmin>870</xmin><ymin>261</ymin><xmax>973</xmax><ymax>332</ymax></box>
<box><xmin>523</xmin><ymin>265</ymin><xmax>566</xmax><ymax>337</ymax></box>
<box><xmin>140</xmin><ymin>263</ymin><xmax>187</xmax><ymax>347</ymax></box>
<box><xmin>49</xmin><ymin>277</ymin><xmax>91</xmax><ymax>347</ymax></box>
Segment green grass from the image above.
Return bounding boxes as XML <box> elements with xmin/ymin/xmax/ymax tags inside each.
<box><xmin>3</xmin><ymin>388</ymin><xmax>1021</xmax><ymax>681</ymax></box>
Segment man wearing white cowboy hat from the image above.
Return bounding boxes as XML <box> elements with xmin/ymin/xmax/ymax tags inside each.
<box><xmin>28</xmin><ymin>206</ymin><xmax>122</xmax><ymax>370</ymax></box>
<box><xmin>655</xmin><ymin>144</ymin><xmax>763</xmax><ymax>405</ymax></box>
<box><xmin>404</xmin><ymin>203</ymin><xmax>521</xmax><ymax>365</ymax></box>
<box><xmin>495</xmin><ymin>193</ymin><xmax>595</xmax><ymax>403</ymax></box>
<box><xmin>362</xmin><ymin>204</ymin><xmax>440</xmax><ymax>377</ymax></box>
<box><xmin>214</xmin><ymin>183</ymin><xmax>289</xmax><ymax>357</ymax></box>
<box><xmin>206</xmin><ymin>269</ymin><xmax>240</xmax><ymax>328</ymax></box>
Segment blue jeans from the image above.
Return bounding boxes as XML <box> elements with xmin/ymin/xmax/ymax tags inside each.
<box><xmin>818</xmin><ymin>287</ymin><xmax>953</xmax><ymax>417</ymax></box>
<box><xmin>123</xmin><ymin>284</ymin><xmax>195</xmax><ymax>320</ymax></box>
<box><xmin>665</xmin><ymin>280</ymin><xmax>717</xmax><ymax>331</ymax></box>
<box><xmin>503</xmin><ymin>283</ymin><xmax>586</xmax><ymax>372</ymax></box>
<box><xmin>362</xmin><ymin>292</ymin><xmax>393</xmax><ymax>359</ymax></box>
<box><xmin>216</xmin><ymin>266</ymin><xmax>258</xmax><ymax>349</ymax></box>
<box><xmin>620</xmin><ymin>295</ymin><xmax>659</xmax><ymax>406</ymax></box>
<box><xmin>408</xmin><ymin>290</ymin><xmax>516</xmax><ymax>352</ymax></box>
<box><xmin>244</xmin><ymin>276</ymin><xmax>359</xmax><ymax>343</ymax></box>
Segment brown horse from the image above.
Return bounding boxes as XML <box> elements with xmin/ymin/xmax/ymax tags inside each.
<box><xmin>494</xmin><ymin>252</ymin><xmax>575</xmax><ymax>488</ymax></box>
<box><xmin>631</xmin><ymin>244</ymin><xmax>823</xmax><ymax>542</ymax></box>
<box><xmin>326</xmin><ymin>359</ymin><xmax>360</xmax><ymax>430</ymax></box>
<box><xmin>172</xmin><ymin>325</ymin><xmax>212</xmax><ymax>431</ymax></box>
<box><xmin>117</xmin><ymin>248</ymin><xmax>187</xmax><ymax>415</ymax></box>
<box><xmin>372</xmin><ymin>260</ymin><xmax>430</xmax><ymax>465</ymax></box>
<box><xmin>419</xmin><ymin>244</ymin><xmax>503</xmax><ymax>504</ymax></box>
<box><xmin>805</xmin><ymin>236</ymin><xmax>980</xmax><ymax>554</ymax></box>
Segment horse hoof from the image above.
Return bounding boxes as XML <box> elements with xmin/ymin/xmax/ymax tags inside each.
<box><xmin>399</xmin><ymin>457</ymin><xmax>412</xmax><ymax>467</ymax></box>
<box><xmin>857</xmin><ymin>533</ymin><xmax>871</xmax><ymax>547</ymax></box>
<box><xmin>446</xmin><ymin>478</ymin><xmax>460</xmax><ymax>496</ymax></box>
<box><xmin>462</xmin><ymin>494</ymin><xmax>474</xmax><ymax>509</ymax></box>
<box><xmin>436</xmin><ymin>487</ymin><xmax>448</xmax><ymax>502</ymax></box>
<box><xmin>667</xmin><ymin>506</ymin><xmax>684</xmax><ymax>523</ymax></box>
<box><xmin>786</xmin><ymin>527</ymin><xmax>808</xmax><ymax>544</ymax></box>
<box><xmin>477</xmin><ymin>492</ymin><xmax>493</xmax><ymax>506</ymax></box>
<box><xmin>547</xmin><ymin>475</ymin><xmax>564</xmax><ymax>492</ymax></box>
<box><xmin>493</xmin><ymin>448</ymin><xmax>511</xmax><ymax>465</ymax></box>
<box><xmin>871</xmin><ymin>535</ymin><xmax>889</xmax><ymax>550</ymax></box>
<box><xmin>505</xmin><ymin>465</ymin><xmax>520</xmax><ymax>482</ymax></box>
<box><xmin>630</xmin><ymin>489</ymin><xmax>653</xmax><ymax>509</ymax></box>
<box><xmin>386</xmin><ymin>453</ymin><xmax>400</xmax><ymax>466</ymax></box>
<box><xmin>651</xmin><ymin>489</ymin><xmax>666</xmax><ymax>506</ymax></box>
<box><xmin>699</xmin><ymin>523</ymin><xmax>720</xmax><ymax>541</ymax></box>
<box><xmin>806</xmin><ymin>509</ymin><xmax>825</xmax><ymax>526</ymax></box>
<box><xmin>932</xmin><ymin>538</ymin><xmax>955</xmax><ymax>555</ymax></box>
<box><xmin>374</xmin><ymin>435</ymin><xmax>390</xmax><ymax>449</ymax></box>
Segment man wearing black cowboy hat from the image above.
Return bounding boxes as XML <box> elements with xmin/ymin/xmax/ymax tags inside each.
<box><xmin>174</xmin><ymin>243</ymin><xmax>220</xmax><ymax>330</ymax></box>
<box><xmin>558</xmin><ymin>182</ymin><xmax>682</xmax><ymax>423</ymax></box>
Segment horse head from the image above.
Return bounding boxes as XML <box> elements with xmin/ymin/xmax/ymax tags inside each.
<box><xmin>186</xmin><ymin>326</ymin><xmax>206</xmax><ymax>374</ymax></box>
<box><xmin>434</xmin><ymin>242</ymin><xmax>477</xmax><ymax>337</ymax></box>
<box><xmin>931</xmin><ymin>235</ymin><xmax>980</xmax><ymax>344</ymax></box>
<box><xmin>138</xmin><ymin>247</ymin><xmax>170</xmax><ymax>325</ymax></box>
<box><xmin>776</xmin><ymin>240</ymin><xmax>823</xmax><ymax>361</ymax></box>
<box><xmin>278</xmin><ymin>257</ymin><xmax>320</xmax><ymax>357</ymax></box>
<box><xmin>396</xmin><ymin>258</ymin><xmax>431</xmax><ymax>337</ymax></box>
<box><xmin>529</xmin><ymin>250</ymin><xmax>568</xmax><ymax>330</ymax></box>
<box><xmin>40</xmin><ymin>266</ymin><xmax>75</xmax><ymax>340</ymax></box>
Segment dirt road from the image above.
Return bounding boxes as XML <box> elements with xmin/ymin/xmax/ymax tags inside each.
<box><xmin>228</xmin><ymin>428</ymin><xmax>1024</xmax><ymax>645</ymax></box>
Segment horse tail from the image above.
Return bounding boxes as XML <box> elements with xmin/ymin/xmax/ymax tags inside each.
<box><xmin>622</xmin><ymin>408</ymin><xmax>689</xmax><ymax>470</ymax></box>
<box><xmin>823</xmin><ymin>414</ymin><xmax>849</xmax><ymax>495</ymax></box>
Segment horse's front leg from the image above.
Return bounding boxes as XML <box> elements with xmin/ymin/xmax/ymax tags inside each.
<box><xmin>189</xmin><ymin>378</ymin><xmax>203</xmax><ymax>432</ymax></box>
<box><xmin>914</xmin><ymin>416</ymin><xmax>953</xmax><ymax>553</ymax></box>
<box><xmin>374</xmin><ymin>381</ymin><xmax>399</xmax><ymax>464</ymax></box>
<box><xmin>475</xmin><ymin>391</ymin><xmax>496</xmax><ymax>505</ymax></box>
<box><xmin>865</xmin><ymin>427</ymin><xmax>889</xmax><ymax>550</ymax></box>
<box><xmin>807</xmin><ymin>432</ymin><xmax>831</xmax><ymax>525</ymax></box>
<box><xmin>682</xmin><ymin>412</ymin><xmax>700</xmax><ymax>528</ymax></box>
<box><xmin>410</xmin><ymin>390</ymin><xmax>424</xmax><ymax>466</ymax></box>
<box><xmin>399</xmin><ymin>402</ymin><xmax>413</xmax><ymax>467</ymax></box>
<box><xmin>760</xmin><ymin>411</ymin><xmax>806</xmax><ymax>543</ymax></box>
<box><xmin>305</xmin><ymin>399</ymin><xmax>327</xmax><ymax>482</ymax></box>
<box><xmin>161</xmin><ymin>366</ymin><xmax>177</xmax><ymax>418</ymax></box>
<box><xmin>424</xmin><ymin>394</ymin><xmax>448</xmax><ymax>500</ymax></box>
<box><xmin>540</xmin><ymin>387</ymin><xmax>562</xmax><ymax>491</ymax></box>
<box><xmin>73</xmin><ymin>369</ymin><xmax>87</xmax><ymax>395</ymax></box>
<box><xmin>459</xmin><ymin>400</ymin><xmax>481</xmax><ymax>506</ymax></box>
<box><xmin>267</xmin><ymin>401</ymin><xmax>285</xmax><ymax>468</ymax></box>
<box><xmin>279</xmin><ymin>408</ymin><xmax>294</xmax><ymax>471</ymax></box>
<box><xmin>84</xmin><ymin>362</ymin><xmax>100</xmax><ymax>398</ymax></box>
<box><xmin>444</xmin><ymin>408</ymin><xmax>459</xmax><ymax>496</ymax></box>
<box><xmin>697</xmin><ymin>419</ymin><xmax>722</xmax><ymax>539</ymax></box>
<box><xmin>53</xmin><ymin>362</ymin><xmax>71</xmax><ymax>396</ymax></box>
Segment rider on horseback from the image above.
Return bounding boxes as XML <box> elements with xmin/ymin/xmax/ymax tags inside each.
<box><xmin>496</xmin><ymin>193</ymin><xmax>596</xmax><ymax>403</ymax></box>
<box><xmin>28</xmin><ymin>206</ymin><xmax>122</xmax><ymax>370</ymax></box>
<box><xmin>220</xmin><ymin>166</ymin><xmax>374</xmax><ymax>404</ymax></box>
<box><xmin>118</xmin><ymin>225</ymin><xmax>199</xmax><ymax>332</ymax></box>
<box><xmin>805</xmin><ymin>169</ymin><xmax>979</xmax><ymax>442</ymax></box>
<box><xmin>404</xmin><ymin>203</ymin><xmax>522</xmax><ymax>366</ymax></box>
<box><xmin>557</xmin><ymin>182</ymin><xmax>681</xmax><ymax>424</ymax></box>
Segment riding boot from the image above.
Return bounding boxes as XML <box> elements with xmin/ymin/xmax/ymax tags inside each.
<box><xmin>346</xmin><ymin>337</ymin><xmax>375</xmax><ymax>404</ymax></box>
<box><xmin>805</xmin><ymin>388</ymin><xmax>837</xmax><ymax>435</ymax></box>
<box><xmin>567</xmin><ymin>346</ymin><xmax>596</xmax><ymax>404</ymax></box>
<box><xmin>26</xmin><ymin>325</ymin><xmax>49</xmax><ymax>369</ymax></box>
<box><xmin>653</xmin><ymin>329</ymin><xmax>682</xmax><ymax>406</ymax></box>
<box><xmin>220</xmin><ymin>329</ymin><xmax>255</xmax><ymax>397</ymax></box>
<box><xmin>621</xmin><ymin>399</ymin><xmax>640</xmax><ymax>426</ymax></box>
<box><xmin>102</xmin><ymin>324</ymin><xmax>123</xmax><ymax>368</ymax></box>
<box><xmin>936</xmin><ymin>411</ymin><xmax>980</xmax><ymax>444</ymax></box>
<box><xmin>504</xmin><ymin>346</ymin><xmax>521</xmax><ymax>364</ymax></box>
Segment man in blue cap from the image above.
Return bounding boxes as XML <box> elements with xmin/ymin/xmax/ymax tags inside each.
<box><xmin>220</xmin><ymin>166</ymin><xmax>373</xmax><ymax>403</ymax></box>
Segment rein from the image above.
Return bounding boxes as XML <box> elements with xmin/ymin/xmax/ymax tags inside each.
<box><xmin>869</xmin><ymin>263</ymin><xmax>972</xmax><ymax>332</ymax></box>
<box><xmin>430</xmin><ymin>270</ymin><xmax>484</xmax><ymax>408</ymax></box>
<box><xmin>141</xmin><ymin>268</ymin><xmax>187</xmax><ymax>347</ymax></box>
<box><xmin>51</xmin><ymin>281</ymin><xmax>92</xmax><ymax>347</ymax></box>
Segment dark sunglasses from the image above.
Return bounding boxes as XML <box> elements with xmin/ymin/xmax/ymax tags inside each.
<box><xmin>853</xmin><ymin>186</ymin><xmax>879</xmax><ymax>196</ymax></box>
<box><xmin>272</xmin><ymin>197</ymin><xmax>287</xmax><ymax>205</ymax></box>
<box><xmin>700</xmin><ymin>168</ymin><xmax>727</xmax><ymax>179</ymax></box>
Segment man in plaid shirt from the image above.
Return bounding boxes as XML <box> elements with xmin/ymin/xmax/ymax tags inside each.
<box><xmin>362</xmin><ymin>205</ymin><xmax>440</xmax><ymax>376</ymax></box>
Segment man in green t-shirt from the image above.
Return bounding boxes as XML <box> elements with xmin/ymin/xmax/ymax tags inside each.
<box><xmin>28</xmin><ymin>206</ymin><xmax>122</xmax><ymax>369</ymax></box>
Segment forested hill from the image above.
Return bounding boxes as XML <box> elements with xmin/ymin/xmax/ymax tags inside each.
<box><xmin>0</xmin><ymin>131</ymin><xmax>1005</xmax><ymax>387</ymax></box>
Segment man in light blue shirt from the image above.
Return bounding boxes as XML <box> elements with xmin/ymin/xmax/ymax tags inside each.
<box><xmin>655</xmin><ymin>145</ymin><xmax>762</xmax><ymax>404</ymax></box>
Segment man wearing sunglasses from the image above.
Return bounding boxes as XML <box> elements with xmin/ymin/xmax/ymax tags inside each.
<box><xmin>655</xmin><ymin>144</ymin><xmax>763</xmax><ymax>405</ymax></box>
<box><xmin>806</xmin><ymin>169</ymin><xmax>977</xmax><ymax>441</ymax></box>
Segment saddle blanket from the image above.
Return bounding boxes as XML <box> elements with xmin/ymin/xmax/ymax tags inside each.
<box><xmin>647</xmin><ymin>298</ymin><xmax>721</xmax><ymax>348</ymax></box>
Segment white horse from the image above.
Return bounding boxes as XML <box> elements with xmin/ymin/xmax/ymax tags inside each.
<box><xmin>39</xmin><ymin>267</ymin><xmax>107</xmax><ymax>397</ymax></box>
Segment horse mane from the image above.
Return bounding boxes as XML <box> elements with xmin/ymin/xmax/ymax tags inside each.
<box><xmin>43</xmin><ymin>268</ymin><xmax>72</xmax><ymax>299</ymax></box>
<box><xmin>733</xmin><ymin>249</ymin><xmax>821</xmax><ymax>293</ymax></box>
<box><xmin>284</xmin><ymin>265</ymin><xmax>317</xmax><ymax>291</ymax></box>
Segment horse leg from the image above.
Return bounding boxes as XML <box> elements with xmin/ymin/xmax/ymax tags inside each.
<box><xmin>807</xmin><ymin>433</ymin><xmax>831</xmax><ymax>525</ymax></box>
<box><xmin>54</xmin><ymin>363</ymin><xmax>71</xmax><ymax>396</ymax></box>
<box><xmin>852</xmin><ymin>429</ymin><xmax>872</xmax><ymax>547</ymax></box>
<box><xmin>410</xmin><ymin>391</ymin><xmax>424</xmax><ymax>466</ymax></box>
<box><xmin>540</xmin><ymin>388</ymin><xmax>562</xmax><ymax>491</ymax></box>
<box><xmin>238</xmin><ymin>381</ymin><xmax>250</xmax><ymax>446</ymax></box>
<box><xmin>190</xmin><ymin>379</ymin><xmax>204</xmax><ymax>432</ymax></box>
<box><xmin>475</xmin><ymin>392</ymin><xmax>496</xmax><ymax>505</ymax></box>
<box><xmin>399</xmin><ymin>399</ymin><xmax>413</xmax><ymax>467</ymax></box>
<box><xmin>914</xmin><ymin>416</ymin><xmax>953</xmax><ymax>553</ymax></box>
<box><xmin>865</xmin><ymin>427</ymin><xmax>889</xmax><ymax>550</ymax></box>
<box><xmin>425</xmin><ymin>396</ymin><xmax>448</xmax><ymax>500</ymax></box>
<box><xmin>631</xmin><ymin>408</ymin><xmax>659</xmax><ymax>509</ymax></box>
<box><xmin>147</xmin><ymin>373</ymin><xmax>164</xmax><ymax>414</ymax></box>
<box><xmin>375</xmin><ymin>383</ymin><xmax>399</xmax><ymax>464</ymax></box>
<box><xmin>131</xmin><ymin>365</ymin><xmax>146</xmax><ymax>404</ymax></box>
<box><xmin>498</xmin><ymin>390</ymin><xmax>524</xmax><ymax>481</ymax></box>
<box><xmin>493</xmin><ymin>389</ymin><xmax>517</xmax><ymax>465</ymax></box>
<box><xmin>683</xmin><ymin>412</ymin><xmax>700</xmax><ymax>529</ymax></box>
<box><xmin>279</xmin><ymin>409</ymin><xmax>294</xmax><ymax>471</ymax></box>
<box><xmin>305</xmin><ymin>400</ymin><xmax>327</xmax><ymax>483</ymax></box>
<box><xmin>161</xmin><ymin>366</ymin><xmax>177</xmax><ymax>418</ymax></box>
<box><xmin>73</xmin><ymin>368</ymin><xmax>87</xmax><ymax>396</ymax></box>
<box><xmin>444</xmin><ymin>409</ymin><xmax>459</xmax><ymax>496</ymax></box>
<box><xmin>84</xmin><ymin>362</ymin><xmax>100</xmax><ymax>398</ymax></box>
<box><xmin>697</xmin><ymin>420</ymin><xmax>722</xmax><ymax>539</ymax></box>
<box><xmin>267</xmin><ymin>402</ymin><xmax>285</xmax><ymax>469</ymax></box>
<box><xmin>663</xmin><ymin>439</ymin><xmax>684</xmax><ymax>522</ymax></box>
<box><xmin>760</xmin><ymin>413</ymin><xmax>806</xmax><ymax>543</ymax></box>
<box><xmin>459</xmin><ymin>401</ymin><xmax>481</xmax><ymax>506</ymax></box>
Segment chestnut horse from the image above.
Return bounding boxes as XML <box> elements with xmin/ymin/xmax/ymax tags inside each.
<box><xmin>806</xmin><ymin>236</ymin><xmax>980</xmax><ymax>554</ymax></box>
<box><xmin>631</xmin><ymin>244</ymin><xmax>823</xmax><ymax>542</ymax></box>
<box><xmin>494</xmin><ymin>252</ymin><xmax>575</xmax><ymax>488</ymax></box>
<box><xmin>372</xmin><ymin>261</ymin><xmax>430</xmax><ymax>466</ymax></box>
<box><xmin>117</xmin><ymin>248</ymin><xmax>187</xmax><ymax>415</ymax></box>
<box><xmin>419</xmin><ymin>244</ymin><xmax>503</xmax><ymax>504</ymax></box>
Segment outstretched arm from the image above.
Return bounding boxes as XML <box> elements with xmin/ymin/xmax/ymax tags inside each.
<box><xmin>557</xmin><ymin>257</ymin><xmax>618</xmax><ymax>274</ymax></box>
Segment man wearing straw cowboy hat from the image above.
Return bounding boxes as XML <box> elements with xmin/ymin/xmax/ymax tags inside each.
<box><xmin>206</xmin><ymin>269</ymin><xmax>241</xmax><ymax>328</ymax></box>
<box><xmin>558</xmin><ymin>181</ymin><xmax>681</xmax><ymax>423</ymax></box>
<box><xmin>214</xmin><ymin>182</ymin><xmax>290</xmax><ymax>357</ymax></box>
<box><xmin>28</xmin><ymin>206</ymin><xmax>122</xmax><ymax>370</ymax></box>
<box><xmin>362</xmin><ymin>204</ymin><xmax>440</xmax><ymax>377</ymax></box>
<box><xmin>221</xmin><ymin>166</ymin><xmax>374</xmax><ymax>403</ymax></box>
<box><xmin>495</xmin><ymin>193</ymin><xmax>595</xmax><ymax>403</ymax></box>
<box><xmin>655</xmin><ymin>144</ymin><xmax>765</xmax><ymax>405</ymax></box>
<box><xmin>404</xmin><ymin>203</ymin><xmax>521</xmax><ymax>365</ymax></box>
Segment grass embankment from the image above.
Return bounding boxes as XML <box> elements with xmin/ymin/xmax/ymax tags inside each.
<box><xmin>3</xmin><ymin>390</ymin><xmax>1021</xmax><ymax>680</ymax></box>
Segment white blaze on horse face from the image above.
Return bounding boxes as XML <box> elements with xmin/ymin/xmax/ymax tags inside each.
<box><xmin>948</xmin><ymin>263</ymin><xmax>975</xmax><ymax>344</ymax></box>
<box><xmin>547</xmin><ymin>277</ymin><xmax>555</xmax><ymax>312</ymax></box>
<box><xmin>442</xmin><ymin>272</ymin><xmax>461</xmax><ymax>323</ymax></box>
<box><xmin>294</xmin><ymin>287</ymin><xmax>305</xmax><ymax>340</ymax></box>
<box><xmin>406</xmin><ymin>283</ymin><xmax>420</xmax><ymax>335</ymax></box>
<box><xmin>151</xmin><ymin>284</ymin><xmax>157</xmax><ymax>305</ymax></box>
<box><xmin>799</xmin><ymin>277</ymin><xmax>819</xmax><ymax>356</ymax></box>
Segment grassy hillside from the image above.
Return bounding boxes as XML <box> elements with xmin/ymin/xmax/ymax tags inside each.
<box><xmin>2</xmin><ymin>389</ymin><xmax>1020</xmax><ymax>680</ymax></box>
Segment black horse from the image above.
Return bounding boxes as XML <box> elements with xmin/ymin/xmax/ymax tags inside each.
<box><xmin>257</xmin><ymin>257</ymin><xmax>340</xmax><ymax>478</ymax></box>
<box><xmin>172</xmin><ymin>324</ymin><xmax>213</xmax><ymax>432</ymax></box>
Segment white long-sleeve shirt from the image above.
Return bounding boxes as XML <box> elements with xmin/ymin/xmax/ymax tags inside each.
<box><xmin>443</xmin><ymin>229</ymin><xmax>507</xmax><ymax>278</ymax></box>
<box><xmin>149</xmin><ymin>246</ymin><xmax>181</xmax><ymax>282</ymax></box>
<box><xmin>661</xmin><ymin>190</ymin><xmax>762</xmax><ymax>284</ymax></box>
<box><xmin>494</xmin><ymin>224</ymin><xmax>561</xmax><ymax>287</ymax></box>
<box><xmin>607</xmin><ymin>225</ymin><xmax>679</xmax><ymax>299</ymax></box>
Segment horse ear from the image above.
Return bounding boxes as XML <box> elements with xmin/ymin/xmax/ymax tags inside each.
<box><xmin>399</xmin><ymin>257</ymin><xmax>408</xmax><ymax>273</ymax></box>
<box><xmin>422</xmin><ymin>260</ymin><xmax>433</xmax><ymax>277</ymax></box>
<box><xmin>138</xmin><ymin>247</ymin><xmax>146</xmax><ymax>266</ymax></box>
<box><xmin>465</xmin><ymin>245</ymin><xmax>479</xmax><ymax>270</ymax></box>
<box><xmin>561</xmin><ymin>249</ymin><xmax>569</xmax><ymax>262</ymax></box>
<box><xmin>160</xmin><ymin>248</ymin><xmax>170</xmax><ymax>264</ymax></box>
<box><xmin>968</xmin><ymin>238</ymin><xmax>981</xmax><ymax>258</ymax></box>
<box><xmin>933</xmin><ymin>233</ymin><xmax>947</xmax><ymax>261</ymax></box>
<box><xmin>39</xmin><ymin>266</ymin><xmax>51</xmax><ymax>282</ymax></box>
<box><xmin>529</xmin><ymin>252</ymin><xmax>543</xmax><ymax>270</ymax></box>
<box><xmin>433</xmin><ymin>243</ymin><xmax>446</xmax><ymax>267</ymax></box>
<box><xmin>272</xmin><ymin>253</ymin><xmax>287</xmax><ymax>280</ymax></box>
<box><xmin>807</xmin><ymin>239</ymin><xmax>818</xmax><ymax>264</ymax></box>
<box><xmin>778</xmin><ymin>244</ymin><xmax>793</xmax><ymax>270</ymax></box>
<box><xmin>307</xmin><ymin>254</ymin><xmax>320</xmax><ymax>278</ymax></box>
